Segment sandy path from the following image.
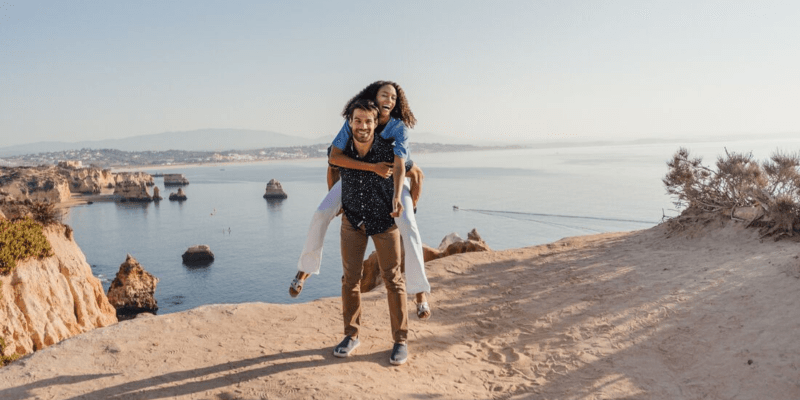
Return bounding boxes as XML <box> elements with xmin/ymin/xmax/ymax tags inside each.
<box><xmin>1</xmin><ymin>221</ymin><xmax>799</xmax><ymax>399</ymax></box>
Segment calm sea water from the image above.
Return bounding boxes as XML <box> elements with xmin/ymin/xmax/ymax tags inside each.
<box><xmin>63</xmin><ymin>138</ymin><xmax>800</xmax><ymax>314</ymax></box>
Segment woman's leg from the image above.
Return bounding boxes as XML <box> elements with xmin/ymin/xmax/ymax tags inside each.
<box><xmin>394</xmin><ymin>179</ymin><xmax>431</xmax><ymax>295</ymax></box>
<box><xmin>297</xmin><ymin>181</ymin><xmax>342</xmax><ymax>275</ymax></box>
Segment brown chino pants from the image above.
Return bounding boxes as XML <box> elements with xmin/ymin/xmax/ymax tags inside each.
<box><xmin>340</xmin><ymin>217</ymin><xmax>408</xmax><ymax>343</ymax></box>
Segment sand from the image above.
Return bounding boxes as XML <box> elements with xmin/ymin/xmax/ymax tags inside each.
<box><xmin>1</xmin><ymin>220</ymin><xmax>799</xmax><ymax>399</ymax></box>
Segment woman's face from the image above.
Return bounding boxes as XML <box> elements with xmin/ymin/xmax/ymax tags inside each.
<box><xmin>375</xmin><ymin>84</ymin><xmax>397</xmax><ymax>120</ymax></box>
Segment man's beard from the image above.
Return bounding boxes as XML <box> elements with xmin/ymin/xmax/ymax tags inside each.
<box><xmin>353</xmin><ymin>130</ymin><xmax>373</xmax><ymax>143</ymax></box>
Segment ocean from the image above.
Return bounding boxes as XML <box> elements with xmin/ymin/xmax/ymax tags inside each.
<box><xmin>62</xmin><ymin>137</ymin><xmax>800</xmax><ymax>314</ymax></box>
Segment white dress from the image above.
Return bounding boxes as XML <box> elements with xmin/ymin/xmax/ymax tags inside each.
<box><xmin>297</xmin><ymin>178</ymin><xmax>431</xmax><ymax>294</ymax></box>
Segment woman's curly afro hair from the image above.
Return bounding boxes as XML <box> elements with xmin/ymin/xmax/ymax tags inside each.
<box><xmin>341</xmin><ymin>81</ymin><xmax>416</xmax><ymax>128</ymax></box>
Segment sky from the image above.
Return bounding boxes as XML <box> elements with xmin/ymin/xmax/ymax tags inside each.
<box><xmin>2</xmin><ymin>0</ymin><xmax>800</xmax><ymax>147</ymax></box>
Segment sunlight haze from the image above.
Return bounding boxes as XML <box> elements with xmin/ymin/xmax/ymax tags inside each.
<box><xmin>2</xmin><ymin>0</ymin><xmax>799</xmax><ymax>147</ymax></box>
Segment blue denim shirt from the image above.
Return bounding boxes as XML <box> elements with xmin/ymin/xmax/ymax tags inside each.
<box><xmin>331</xmin><ymin>117</ymin><xmax>409</xmax><ymax>160</ymax></box>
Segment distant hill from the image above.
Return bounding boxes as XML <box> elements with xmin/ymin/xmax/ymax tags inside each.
<box><xmin>0</xmin><ymin>129</ymin><xmax>479</xmax><ymax>157</ymax></box>
<box><xmin>410</xmin><ymin>131</ymin><xmax>473</xmax><ymax>145</ymax></box>
<box><xmin>8</xmin><ymin>128</ymin><xmax>789</xmax><ymax>158</ymax></box>
<box><xmin>0</xmin><ymin>129</ymin><xmax>331</xmax><ymax>157</ymax></box>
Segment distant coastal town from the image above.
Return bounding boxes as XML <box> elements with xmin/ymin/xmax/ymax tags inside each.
<box><xmin>0</xmin><ymin>142</ymin><xmax>522</xmax><ymax>168</ymax></box>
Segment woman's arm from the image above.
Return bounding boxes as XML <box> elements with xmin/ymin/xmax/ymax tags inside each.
<box><xmin>329</xmin><ymin>146</ymin><xmax>393</xmax><ymax>178</ymax></box>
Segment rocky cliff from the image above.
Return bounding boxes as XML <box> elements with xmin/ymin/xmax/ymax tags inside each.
<box><xmin>0</xmin><ymin>166</ymin><xmax>71</xmax><ymax>204</ymax></box>
<box><xmin>1</xmin><ymin>166</ymin><xmax>155</xmax><ymax>203</ymax></box>
<box><xmin>0</xmin><ymin>223</ymin><xmax>118</xmax><ymax>357</ymax></box>
<box><xmin>115</xmin><ymin>172</ymin><xmax>154</xmax><ymax>187</ymax></box>
<box><xmin>114</xmin><ymin>181</ymin><xmax>152</xmax><ymax>202</ymax></box>
<box><xmin>58</xmin><ymin>167</ymin><xmax>115</xmax><ymax>194</ymax></box>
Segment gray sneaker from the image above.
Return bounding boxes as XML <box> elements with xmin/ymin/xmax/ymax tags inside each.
<box><xmin>333</xmin><ymin>336</ymin><xmax>360</xmax><ymax>358</ymax></box>
<box><xmin>389</xmin><ymin>342</ymin><xmax>408</xmax><ymax>365</ymax></box>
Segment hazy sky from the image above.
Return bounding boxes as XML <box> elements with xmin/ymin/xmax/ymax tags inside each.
<box><xmin>2</xmin><ymin>0</ymin><xmax>799</xmax><ymax>146</ymax></box>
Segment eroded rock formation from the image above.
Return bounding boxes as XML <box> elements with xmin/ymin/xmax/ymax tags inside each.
<box><xmin>263</xmin><ymin>179</ymin><xmax>288</xmax><ymax>199</ymax></box>
<box><xmin>0</xmin><ymin>223</ymin><xmax>118</xmax><ymax>357</ymax></box>
<box><xmin>0</xmin><ymin>166</ymin><xmax>71</xmax><ymax>204</ymax></box>
<box><xmin>437</xmin><ymin>232</ymin><xmax>464</xmax><ymax>251</ymax></box>
<box><xmin>114</xmin><ymin>181</ymin><xmax>152</xmax><ymax>202</ymax></box>
<box><xmin>169</xmin><ymin>188</ymin><xmax>187</xmax><ymax>201</ymax></box>
<box><xmin>1</xmin><ymin>165</ymin><xmax>155</xmax><ymax>203</ymax></box>
<box><xmin>58</xmin><ymin>166</ymin><xmax>115</xmax><ymax>194</ymax></box>
<box><xmin>359</xmin><ymin>229</ymin><xmax>491</xmax><ymax>293</ymax></box>
<box><xmin>182</xmin><ymin>245</ymin><xmax>214</xmax><ymax>265</ymax></box>
<box><xmin>57</xmin><ymin>161</ymin><xmax>83</xmax><ymax>169</ymax></box>
<box><xmin>115</xmin><ymin>172</ymin><xmax>155</xmax><ymax>187</ymax></box>
<box><xmin>422</xmin><ymin>244</ymin><xmax>442</xmax><ymax>262</ymax></box>
<box><xmin>152</xmin><ymin>186</ymin><xmax>163</xmax><ymax>201</ymax></box>
<box><xmin>163</xmin><ymin>174</ymin><xmax>189</xmax><ymax>186</ymax></box>
<box><xmin>106</xmin><ymin>254</ymin><xmax>159</xmax><ymax>320</ymax></box>
<box><xmin>440</xmin><ymin>228</ymin><xmax>491</xmax><ymax>257</ymax></box>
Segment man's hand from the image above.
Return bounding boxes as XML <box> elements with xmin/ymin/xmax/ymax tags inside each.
<box><xmin>372</xmin><ymin>162</ymin><xmax>393</xmax><ymax>178</ymax></box>
<box><xmin>390</xmin><ymin>196</ymin><xmax>404</xmax><ymax>218</ymax></box>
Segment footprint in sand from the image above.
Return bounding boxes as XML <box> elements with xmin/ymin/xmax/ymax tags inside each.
<box><xmin>476</xmin><ymin>319</ymin><xmax>498</xmax><ymax>330</ymax></box>
<box><xmin>482</xmin><ymin>342</ymin><xmax>522</xmax><ymax>364</ymax></box>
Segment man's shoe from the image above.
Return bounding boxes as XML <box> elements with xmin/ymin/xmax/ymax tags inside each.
<box><xmin>389</xmin><ymin>342</ymin><xmax>408</xmax><ymax>365</ymax></box>
<box><xmin>333</xmin><ymin>336</ymin><xmax>360</xmax><ymax>358</ymax></box>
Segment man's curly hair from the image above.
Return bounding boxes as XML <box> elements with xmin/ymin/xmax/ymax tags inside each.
<box><xmin>341</xmin><ymin>81</ymin><xmax>416</xmax><ymax>128</ymax></box>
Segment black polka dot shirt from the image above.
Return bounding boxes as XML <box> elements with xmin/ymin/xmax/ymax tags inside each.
<box><xmin>340</xmin><ymin>135</ymin><xmax>397</xmax><ymax>236</ymax></box>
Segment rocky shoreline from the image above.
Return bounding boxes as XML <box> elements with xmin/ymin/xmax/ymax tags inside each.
<box><xmin>2</xmin><ymin>220</ymin><xmax>798</xmax><ymax>399</ymax></box>
<box><xmin>1</xmin><ymin>164</ymin><xmax>158</xmax><ymax>207</ymax></box>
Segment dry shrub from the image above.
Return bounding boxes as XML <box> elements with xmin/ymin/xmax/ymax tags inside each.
<box><xmin>0</xmin><ymin>336</ymin><xmax>19</xmax><ymax>367</ymax></box>
<box><xmin>0</xmin><ymin>217</ymin><xmax>53</xmax><ymax>275</ymax></box>
<box><xmin>27</xmin><ymin>200</ymin><xmax>61</xmax><ymax>225</ymax></box>
<box><xmin>664</xmin><ymin>147</ymin><xmax>800</xmax><ymax>239</ymax></box>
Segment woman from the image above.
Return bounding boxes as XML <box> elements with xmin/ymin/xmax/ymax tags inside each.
<box><xmin>291</xmin><ymin>81</ymin><xmax>431</xmax><ymax>320</ymax></box>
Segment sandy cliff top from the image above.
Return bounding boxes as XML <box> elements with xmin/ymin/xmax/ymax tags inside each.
<box><xmin>1</xmin><ymin>221</ymin><xmax>799</xmax><ymax>399</ymax></box>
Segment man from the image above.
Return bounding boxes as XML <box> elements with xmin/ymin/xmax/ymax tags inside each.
<box><xmin>332</xmin><ymin>98</ymin><xmax>409</xmax><ymax>366</ymax></box>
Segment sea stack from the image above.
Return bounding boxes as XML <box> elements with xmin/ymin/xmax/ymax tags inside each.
<box><xmin>114</xmin><ymin>181</ymin><xmax>152</xmax><ymax>202</ymax></box>
<box><xmin>441</xmin><ymin>228</ymin><xmax>491</xmax><ymax>257</ymax></box>
<box><xmin>263</xmin><ymin>179</ymin><xmax>288</xmax><ymax>199</ymax></box>
<box><xmin>106</xmin><ymin>254</ymin><xmax>159</xmax><ymax>320</ymax></box>
<box><xmin>182</xmin><ymin>245</ymin><xmax>214</xmax><ymax>265</ymax></box>
<box><xmin>168</xmin><ymin>188</ymin><xmax>187</xmax><ymax>201</ymax></box>
<box><xmin>163</xmin><ymin>174</ymin><xmax>189</xmax><ymax>186</ymax></box>
<box><xmin>152</xmin><ymin>186</ymin><xmax>163</xmax><ymax>201</ymax></box>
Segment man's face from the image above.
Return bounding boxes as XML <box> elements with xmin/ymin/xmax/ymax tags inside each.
<box><xmin>349</xmin><ymin>108</ymin><xmax>377</xmax><ymax>144</ymax></box>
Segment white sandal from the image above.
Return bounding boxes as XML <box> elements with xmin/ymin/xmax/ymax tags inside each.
<box><xmin>289</xmin><ymin>273</ymin><xmax>307</xmax><ymax>298</ymax></box>
<box><xmin>416</xmin><ymin>302</ymin><xmax>432</xmax><ymax>321</ymax></box>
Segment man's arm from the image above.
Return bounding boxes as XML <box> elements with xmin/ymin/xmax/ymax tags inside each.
<box><xmin>329</xmin><ymin>146</ymin><xmax>393</xmax><ymax>178</ymax></box>
<box><xmin>391</xmin><ymin>155</ymin><xmax>405</xmax><ymax>218</ymax></box>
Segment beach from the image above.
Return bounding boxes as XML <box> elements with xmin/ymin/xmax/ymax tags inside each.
<box><xmin>1</xmin><ymin>218</ymin><xmax>798</xmax><ymax>399</ymax></box>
